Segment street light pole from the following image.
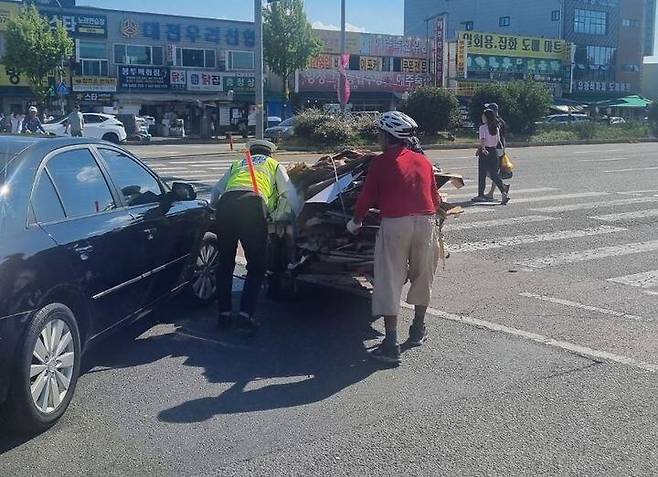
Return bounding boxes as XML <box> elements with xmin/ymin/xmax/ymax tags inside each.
<box><xmin>339</xmin><ymin>0</ymin><xmax>346</xmax><ymax>115</ymax></box>
<box><xmin>255</xmin><ymin>0</ymin><xmax>264</xmax><ymax>139</ymax></box>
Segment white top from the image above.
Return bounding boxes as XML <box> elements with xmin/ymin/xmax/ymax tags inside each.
<box><xmin>479</xmin><ymin>124</ymin><xmax>500</xmax><ymax>148</ymax></box>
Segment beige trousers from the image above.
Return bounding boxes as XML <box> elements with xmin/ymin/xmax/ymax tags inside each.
<box><xmin>372</xmin><ymin>215</ymin><xmax>440</xmax><ymax>317</ymax></box>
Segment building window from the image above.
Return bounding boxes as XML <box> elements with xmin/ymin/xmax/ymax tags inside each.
<box><xmin>226</xmin><ymin>51</ymin><xmax>254</xmax><ymax>70</ymax></box>
<box><xmin>78</xmin><ymin>41</ymin><xmax>108</xmax><ymax>76</ymax></box>
<box><xmin>622</xmin><ymin>19</ymin><xmax>640</xmax><ymax>28</ymax></box>
<box><xmin>574</xmin><ymin>9</ymin><xmax>607</xmax><ymax>35</ymax></box>
<box><xmin>462</xmin><ymin>21</ymin><xmax>474</xmax><ymax>31</ymax></box>
<box><xmin>499</xmin><ymin>16</ymin><xmax>510</xmax><ymax>27</ymax></box>
<box><xmin>114</xmin><ymin>44</ymin><xmax>164</xmax><ymax>66</ymax></box>
<box><xmin>177</xmin><ymin>48</ymin><xmax>216</xmax><ymax>68</ymax></box>
<box><xmin>621</xmin><ymin>64</ymin><xmax>640</xmax><ymax>72</ymax></box>
<box><xmin>574</xmin><ymin>45</ymin><xmax>617</xmax><ymax>82</ymax></box>
<box><xmin>551</xmin><ymin>10</ymin><xmax>561</xmax><ymax>21</ymax></box>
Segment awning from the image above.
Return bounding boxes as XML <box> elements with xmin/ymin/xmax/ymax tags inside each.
<box><xmin>596</xmin><ymin>95</ymin><xmax>653</xmax><ymax>109</ymax></box>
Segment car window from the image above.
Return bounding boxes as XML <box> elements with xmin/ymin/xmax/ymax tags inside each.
<box><xmin>98</xmin><ymin>149</ymin><xmax>163</xmax><ymax>206</ymax></box>
<box><xmin>32</xmin><ymin>172</ymin><xmax>66</xmax><ymax>224</ymax></box>
<box><xmin>84</xmin><ymin>114</ymin><xmax>105</xmax><ymax>124</ymax></box>
<box><xmin>46</xmin><ymin>148</ymin><xmax>116</xmax><ymax>219</ymax></box>
<box><xmin>279</xmin><ymin>118</ymin><xmax>295</xmax><ymax>127</ymax></box>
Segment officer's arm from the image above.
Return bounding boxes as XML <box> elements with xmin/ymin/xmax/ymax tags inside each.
<box><xmin>275</xmin><ymin>165</ymin><xmax>302</xmax><ymax>215</ymax></box>
<box><xmin>210</xmin><ymin>169</ymin><xmax>231</xmax><ymax>206</ymax></box>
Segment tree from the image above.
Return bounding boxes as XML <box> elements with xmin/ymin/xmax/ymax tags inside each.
<box><xmin>3</xmin><ymin>5</ymin><xmax>73</xmax><ymax>106</ymax></box>
<box><xmin>471</xmin><ymin>81</ymin><xmax>551</xmax><ymax>134</ymax></box>
<box><xmin>263</xmin><ymin>0</ymin><xmax>321</xmax><ymax>100</ymax></box>
<box><xmin>400</xmin><ymin>87</ymin><xmax>461</xmax><ymax>135</ymax></box>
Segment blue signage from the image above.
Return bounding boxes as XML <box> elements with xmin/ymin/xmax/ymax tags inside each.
<box><xmin>118</xmin><ymin>67</ymin><xmax>170</xmax><ymax>91</ymax></box>
<box><xmin>132</xmin><ymin>20</ymin><xmax>254</xmax><ymax>47</ymax></box>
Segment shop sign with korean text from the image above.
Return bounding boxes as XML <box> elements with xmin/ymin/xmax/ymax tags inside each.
<box><xmin>223</xmin><ymin>75</ymin><xmax>256</xmax><ymax>92</ymax></box>
<box><xmin>296</xmin><ymin>69</ymin><xmax>430</xmax><ymax>93</ymax></box>
<box><xmin>458</xmin><ymin>32</ymin><xmax>570</xmax><ymax>60</ymax></box>
<box><xmin>0</xmin><ymin>2</ymin><xmax>17</xmax><ymax>32</ymax></box>
<box><xmin>574</xmin><ymin>81</ymin><xmax>631</xmax><ymax>93</ymax></box>
<box><xmin>118</xmin><ymin>66</ymin><xmax>170</xmax><ymax>90</ymax></box>
<box><xmin>43</xmin><ymin>11</ymin><xmax>107</xmax><ymax>38</ymax></box>
<box><xmin>72</xmin><ymin>76</ymin><xmax>117</xmax><ymax>93</ymax></box>
<box><xmin>187</xmin><ymin>70</ymin><xmax>222</xmax><ymax>92</ymax></box>
<box><xmin>74</xmin><ymin>92</ymin><xmax>114</xmax><ymax>105</ymax></box>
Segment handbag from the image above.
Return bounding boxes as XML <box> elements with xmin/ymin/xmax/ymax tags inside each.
<box><xmin>500</xmin><ymin>153</ymin><xmax>514</xmax><ymax>179</ymax></box>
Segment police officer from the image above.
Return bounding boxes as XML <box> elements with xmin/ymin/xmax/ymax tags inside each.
<box><xmin>210</xmin><ymin>139</ymin><xmax>300</xmax><ymax>334</ymax></box>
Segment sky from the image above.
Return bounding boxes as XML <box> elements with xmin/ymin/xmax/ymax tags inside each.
<box><xmin>78</xmin><ymin>0</ymin><xmax>658</xmax><ymax>61</ymax></box>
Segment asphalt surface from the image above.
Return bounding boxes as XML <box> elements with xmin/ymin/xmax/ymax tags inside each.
<box><xmin>1</xmin><ymin>142</ymin><xmax>657</xmax><ymax>475</ymax></box>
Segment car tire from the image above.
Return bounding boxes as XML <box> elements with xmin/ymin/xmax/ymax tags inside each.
<box><xmin>187</xmin><ymin>232</ymin><xmax>219</xmax><ymax>306</ymax></box>
<box><xmin>102</xmin><ymin>132</ymin><xmax>120</xmax><ymax>144</ymax></box>
<box><xmin>7</xmin><ymin>303</ymin><xmax>81</xmax><ymax>434</ymax></box>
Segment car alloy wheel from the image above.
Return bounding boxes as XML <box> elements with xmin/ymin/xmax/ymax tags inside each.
<box><xmin>191</xmin><ymin>238</ymin><xmax>219</xmax><ymax>302</ymax></box>
<box><xmin>30</xmin><ymin>318</ymin><xmax>75</xmax><ymax>414</ymax></box>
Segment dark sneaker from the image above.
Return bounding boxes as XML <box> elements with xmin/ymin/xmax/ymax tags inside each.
<box><xmin>235</xmin><ymin>313</ymin><xmax>259</xmax><ymax>336</ymax></box>
<box><xmin>408</xmin><ymin>325</ymin><xmax>428</xmax><ymax>347</ymax></box>
<box><xmin>471</xmin><ymin>195</ymin><xmax>487</xmax><ymax>202</ymax></box>
<box><xmin>501</xmin><ymin>194</ymin><xmax>511</xmax><ymax>205</ymax></box>
<box><xmin>370</xmin><ymin>340</ymin><xmax>401</xmax><ymax>365</ymax></box>
<box><xmin>483</xmin><ymin>194</ymin><xmax>495</xmax><ymax>202</ymax></box>
<box><xmin>217</xmin><ymin>312</ymin><xmax>232</xmax><ymax>330</ymax></box>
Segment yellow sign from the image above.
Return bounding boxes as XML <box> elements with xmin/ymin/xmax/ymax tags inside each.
<box><xmin>456</xmin><ymin>39</ymin><xmax>467</xmax><ymax>78</ymax></box>
<box><xmin>401</xmin><ymin>58</ymin><xmax>428</xmax><ymax>74</ymax></box>
<box><xmin>309</xmin><ymin>54</ymin><xmax>339</xmax><ymax>70</ymax></box>
<box><xmin>458</xmin><ymin>31</ymin><xmax>570</xmax><ymax>60</ymax></box>
<box><xmin>0</xmin><ymin>65</ymin><xmax>70</xmax><ymax>88</ymax></box>
<box><xmin>455</xmin><ymin>81</ymin><xmax>481</xmax><ymax>97</ymax></box>
<box><xmin>359</xmin><ymin>56</ymin><xmax>382</xmax><ymax>71</ymax></box>
<box><xmin>0</xmin><ymin>2</ymin><xmax>17</xmax><ymax>32</ymax></box>
<box><xmin>314</xmin><ymin>29</ymin><xmax>362</xmax><ymax>55</ymax></box>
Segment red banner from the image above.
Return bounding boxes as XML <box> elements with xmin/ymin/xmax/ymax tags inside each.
<box><xmin>337</xmin><ymin>53</ymin><xmax>351</xmax><ymax>104</ymax></box>
<box><xmin>435</xmin><ymin>17</ymin><xmax>445</xmax><ymax>87</ymax></box>
<box><xmin>297</xmin><ymin>69</ymin><xmax>431</xmax><ymax>94</ymax></box>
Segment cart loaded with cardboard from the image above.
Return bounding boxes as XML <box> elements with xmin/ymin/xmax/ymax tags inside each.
<box><xmin>266</xmin><ymin>149</ymin><xmax>465</xmax><ymax>299</ymax></box>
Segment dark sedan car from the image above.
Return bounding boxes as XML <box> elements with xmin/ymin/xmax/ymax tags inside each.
<box><xmin>0</xmin><ymin>136</ymin><xmax>219</xmax><ymax>432</ymax></box>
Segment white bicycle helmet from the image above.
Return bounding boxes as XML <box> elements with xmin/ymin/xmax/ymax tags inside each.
<box><xmin>378</xmin><ymin>111</ymin><xmax>418</xmax><ymax>139</ymax></box>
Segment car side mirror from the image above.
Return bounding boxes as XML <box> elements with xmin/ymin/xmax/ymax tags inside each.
<box><xmin>171</xmin><ymin>182</ymin><xmax>197</xmax><ymax>201</ymax></box>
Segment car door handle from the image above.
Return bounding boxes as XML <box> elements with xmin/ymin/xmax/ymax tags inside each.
<box><xmin>143</xmin><ymin>227</ymin><xmax>157</xmax><ymax>240</ymax></box>
<box><xmin>74</xmin><ymin>244</ymin><xmax>93</xmax><ymax>261</ymax></box>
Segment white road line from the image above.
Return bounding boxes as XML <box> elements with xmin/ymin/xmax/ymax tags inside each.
<box><xmin>578</xmin><ymin>157</ymin><xmax>628</xmax><ymax>162</ymax></box>
<box><xmin>531</xmin><ymin>197</ymin><xmax>658</xmax><ymax>213</ymax></box>
<box><xmin>450</xmin><ymin>225</ymin><xmax>624</xmax><ymax>253</ymax></box>
<box><xmin>572</xmin><ymin>149</ymin><xmax>624</xmax><ymax>155</ymax></box>
<box><xmin>509</xmin><ymin>192</ymin><xmax>609</xmax><ymax>204</ymax></box>
<box><xmin>608</xmin><ymin>270</ymin><xmax>658</xmax><ymax>289</ymax></box>
<box><xmin>604</xmin><ymin>166</ymin><xmax>658</xmax><ymax>173</ymax></box>
<box><xmin>519</xmin><ymin>240</ymin><xmax>658</xmax><ymax>269</ymax></box>
<box><xmin>617</xmin><ymin>189</ymin><xmax>658</xmax><ymax>196</ymax></box>
<box><xmin>448</xmin><ymin>215</ymin><xmax>557</xmax><ymax>231</ymax></box>
<box><xmin>591</xmin><ymin>208</ymin><xmax>658</xmax><ymax>221</ymax></box>
<box><xmin>447</xmin><ymin>187</ymin><xmax>557</xmax><ymax>200</ymax></box>
<box><xmin>519</xmin><ymin>292</ymin><xmax>650</xmax><ymax>323</ymax></box>
<box><xmin>399</xmin><ymin>302</ymin><xmax>657</xmax><ymax>372</ymax></box>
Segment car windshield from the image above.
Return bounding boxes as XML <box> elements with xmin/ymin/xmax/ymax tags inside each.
<box><xmin>279</xmin><ymin>117</ymin><xmax>295</xmax><ymax>127</ymax></box>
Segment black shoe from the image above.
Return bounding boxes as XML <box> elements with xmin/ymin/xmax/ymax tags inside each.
<box><xmin>370</xmin><ymin>340</ymin><xmax>401</xmax><ymax>365</ymax></box>
<box><xmin>217</xmin><ymin>312</ymin><xmax>232</xmax><ymax>330</ymax></box>
<box><xmin>471</xmin><ymin>195</ymin><xmax>487</xmax><ymax>202</ymax></box>
<box><xmin>408</xmin><ymin>325</ymin><xmax>428</xmax><ymax>347</ymax></box>
<box><xmin>236</xmin><ymin>313</ymin><xmax>259</xmax><ymax>336</ymax></box>
<box><xmin>501</xmin><ymin>194</ymin><xmax>511</xmax><ymax>205</ymax></box>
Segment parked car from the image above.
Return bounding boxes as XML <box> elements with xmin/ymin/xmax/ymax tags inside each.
<box><xmin>608</xmin><ymin>116</ymin><xmax>626</xmax><ymax>125</ymax></box>
<box><xmin>541</xmin><ymin>113</ymin><xmax>591</xmax><ymax>124</ymax></box>
<box><xmin>264</xmin><ymin>116</ymin><xmax>296</xmax><ymax>142</ymax></box>
<box><xmin>42</xmin><ymin>113</ymin><xmax>128</xmax><ymax>144</ymax></box>
<box><xmin>0</xmin><ymin>136</ymin><xmax>218</xmax><ymax>433</ymax></box>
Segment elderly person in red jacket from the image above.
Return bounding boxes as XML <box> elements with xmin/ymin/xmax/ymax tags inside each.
<box><xmin>347</xmin><ymin>111</ymin><xmax>441</xmax><ymax>365</ymax></box>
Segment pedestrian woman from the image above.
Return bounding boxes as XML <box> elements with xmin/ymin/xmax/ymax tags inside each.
<box><xmin>473</xmin><ymin>108</ymin><xmax>510</xmax><ymax>205</ymax></box>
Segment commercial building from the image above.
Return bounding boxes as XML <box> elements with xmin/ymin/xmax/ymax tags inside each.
<box><xmin>0</xmin><ymin>0</ymin><xmax>257</xmax><ymax>135</ymax></box>
<box><xmin>643</xmin><ymin>61</ymin><xmax>658</xmax><ymax>99</ymax></box>
<box><xmin>294</xmin><ymin>29</ymin><xmax>432</xmax><ymax>111</ymax></box>
<box><xmin>404</xmin><ymin>0</ymin><xmax>650</xmax><ymax>98</ymax></box>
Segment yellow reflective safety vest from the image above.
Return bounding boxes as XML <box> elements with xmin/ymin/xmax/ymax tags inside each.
<box><xmin>225</xmin><ymin>154</ymin><xmax>280</xmax><ymax>213</ymax></box>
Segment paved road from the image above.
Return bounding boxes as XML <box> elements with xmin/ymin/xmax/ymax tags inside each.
<box><xmin>1</xmin><ymin>142</ymin><xmax>657</xmax><ymax>475</ymax></box>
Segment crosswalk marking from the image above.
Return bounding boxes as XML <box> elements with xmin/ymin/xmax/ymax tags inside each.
<box><xmin>450</xmin><ymin>225</ymin><xmax>624</xmax><ymax>253</ymax></box>
<box><xmin>617</xmin><ymin>189</ymin><xmax>658</xmax><ymax>196</ymax></box>
<box><xmin>604</xmin><ymin>166</ymin><xmax>658</xmax><ymax>173</ymax></box>
<box><xmin>531</xmin><ymin>197</ymin><xmax>658</xmax><ymax>213</ymax></box>
<box><xmin>447</xmin><ymin>187</ymin><xmax>557</xmax><ymax>200</ymax></box>
<box><xmin>519</xmin><ymin>240</ymin><xmax>658</xmax><ymax>269</ymax></box>
<box><xmin>591</xmin><ymin>208</ymin><xmax>658</xmax><ymax>222</ymax></box>
<box><xmin>608</xmin><ymin>270</ymin><xmax>658</xmax><ymax>289</ymax></box>
<box><xmin>448</xmin><ymin>215</ymin><xmax>557</xmax><ymax>231</ymax></box>
<box><xmin>519</xmin><ymin>293</ymin><xmax>649</xmax><ymax>323</ymax></box>
<box><xmin>508</xmin><ymin>192</ymin><xmax>609</xmax><ymax>204</ymax></box>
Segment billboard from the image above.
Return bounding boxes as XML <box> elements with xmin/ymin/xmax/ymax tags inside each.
<box><xmin>297</xmin><ymin>69</ymin><xmax>430</xmax><ymax>94</ymax></box>
<box><xmin>313</xmin><ymin>29</ymin><xmax>427</xmax><ymax>59</ymax></box>
<box><xmin>458</xmin><ymin>32</ymin><xmax>570</xmax><ymax>60</ymax></box>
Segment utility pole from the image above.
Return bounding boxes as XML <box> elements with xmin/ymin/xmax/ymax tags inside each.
<box><xmin>255</xmin><ymin>0</ymin><xmax>264</xmax><ymax>139</ymax></box>
<box><xmin>339</xmin><ymin>0</ymin><xmax>346</xmax><ymax>115</ymax></box>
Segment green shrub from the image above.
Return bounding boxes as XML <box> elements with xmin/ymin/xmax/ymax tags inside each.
<box><xmin>400</xmin><ymin>86</ymin><xmax>461</xmax><ymax>135</ymax></box>
<box><xmin>294</xmin><ymin>108</ymin><xmax>329</xmax><ymax>138</ymax></box>
<box><xmin>311</xmin><ymin>116</ymin><xmax>354</xmax><ymax>145</ymax></box>
<box><xmin>572</xmin><ymin>121</ymin><xmax>596</xmax><ymax>140</ymax></box>
<box><xmin>649</xmin><ymin>102</ymin><xmax>658</xmax><ymax>135</ymax></box>
<box><xmin>353</xmin><ymin>115</ymin><xmax>380</xmax><ymax>142</ymax></box>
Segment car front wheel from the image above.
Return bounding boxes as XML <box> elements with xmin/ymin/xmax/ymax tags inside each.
<box><xmin>188</xmin><ymin>233</ymin><xmax>219</xmax><ymax>306</ymax></box>
<box><xmin>102</xmin><ymin>132</ymin><xmax>120</xmax><ymax>143</ymax></box>
<box><xmin>7</xmin><ymin>303</ymin><xmax>81</xmax><ymax>433</ymax></box>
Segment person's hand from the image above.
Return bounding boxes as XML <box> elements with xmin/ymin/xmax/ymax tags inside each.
<box><xmin>346</xmin><ymin>219</ymin><xmax>362</xmax><ymax>235</ymax></box>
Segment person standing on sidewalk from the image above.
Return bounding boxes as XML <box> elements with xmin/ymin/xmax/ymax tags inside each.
<box><xmin>210</xmin><ymin>139</ymin><xmax>300</xmax><ymax>335</ymax></box>
<box><xmin>472</xmin><ymin>108</ymin><xmax>510</xmax><ymax>205</ymax></box>
<box><xmin>347</xmin><ymin>111</ymin><xmax>442</xmax><ymax>365</ymax></box>
<box><xmin>65</xmin><ymin>105</ymin><xmax>85</xmax><ymax>137</ymax></box>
